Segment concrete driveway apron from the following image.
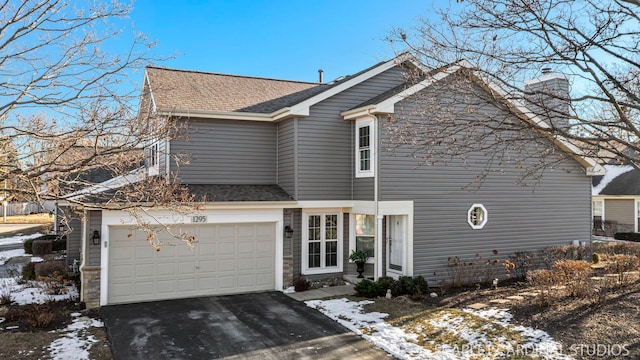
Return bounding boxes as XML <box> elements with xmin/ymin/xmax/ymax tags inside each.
<box><xmin>101</xmin><ymin>291</ymin><xmax>390</xmax><ymax>359</ymax></box>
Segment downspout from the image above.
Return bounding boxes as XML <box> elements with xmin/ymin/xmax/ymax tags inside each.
<box><xmin>374</xmin><ymin>114</ymin><xmax>383</xmax><ymax>280</ymax></box>
<box><xmin>79</xmin><ymin>209</ymin><xmax>87</xmax><ymax>302</ymax></box>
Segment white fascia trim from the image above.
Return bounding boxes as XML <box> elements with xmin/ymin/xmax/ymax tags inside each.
<box><xmin>144</xmin><ymin>71</ymin><xmax>157</xmax><ymax>114</ymax></box>
<box><xmin>470</xmin><ymin>68</ymin><xmax>605</xmax><ymax>176</ymax></box>
<box><xmin>592</xmin><ymin>195</ymin><xmax>640</xmax><ymax>200</ymax></box>
<box><xmin>342</xmin><ymin>61</ymin><xmax>465</xmax><ymax>119</ymax></box>
<box><xmin>156</xmin><ymin>108</ymin><xmax>274</xmax><ymax>122</ymax></box>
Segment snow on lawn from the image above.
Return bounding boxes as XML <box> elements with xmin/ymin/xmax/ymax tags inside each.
<box><xmin>0</xmin><ymin>232</ymin><xmax>43</xmax><ymax>246</ymax></box>
<box><xmin>48</xmin><ymin>313</ymin><xmax>104</xmax><ymax>360</ymax></box>
<box><xmin>0</xmin><ymin>277</ymin><xmax>78</xmax><ymax>305</ymax></box>
<box><xmin>306</xmin><ymin>298</ymin><xmax>572</xmax><ymax>360</ymax></box>
<box><xmin>0</xmin><ymin>248</ymin><xmax>27</xmax><ymax>265</ymax></box>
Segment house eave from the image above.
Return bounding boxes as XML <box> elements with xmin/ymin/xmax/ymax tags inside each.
<box><xmin>156</xmin><ymin>108</ymin><xmax>274</xmax><ymax>122</ymax></box>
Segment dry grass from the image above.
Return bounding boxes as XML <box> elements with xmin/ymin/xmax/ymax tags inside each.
<box><xmin>1</xmin><ymin>213</ymin><xmax>54</xmax><ymax>224</ymax></box>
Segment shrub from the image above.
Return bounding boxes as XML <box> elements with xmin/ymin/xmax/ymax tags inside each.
<box><xmin>354</xmin><ymin>279</ymin><xmax>384</xmax><ymax>298</ymax></box>
<box><xmin>593</xmin><ymin>242</ymin><xmax>640</xmax><ymax>258</ymax></box>
<box><xmin>539</xmin><ymin>245</ymin><xmax>591</xmax><ymax>269</ymax></box>
<box><xmin>552</xmin><ymin>260</ymin><xmax>592</xmax><ymax>297</ymax></box>
<box><xmin>22</xmin><ymin>262</ymin><xmax>36</xmax><ymax>281</ymax></box>
<box><xmin>592</xmin><ymin>253</ymin><xmax>601</xmax><ymax>264</ymax></box>
<box><xmin>604</xmin><ymin>254</ymin><xmax>640</xmax><ymax>285</ymax></box>
<box><xmin>51</xmin><ymin>239</ymin><xmax>67</xmax><ymax>252</ymax></box>
<box><xmin>32</xmin><ymin>240</ymin><xmax>52</xmax><ymax>256</ymax></box>
<box><xmin>26</xmin><ymin>304</ymin><xmax>54</xmax><ymax>328</ymax></box>
<box><xmin>293</xmin><ymin>276</ymin><xmax>310</xmax><ymax>292</ymax></box>
<box><xmin>391</xmin><ymin>276</ymin><xmax>429</xmax><ymax>296</ymax></box>
<box><xmin>527</xmin><ymin>269</ymin><xmax>559</xmax><ymax>306</ymax></box>
<box><xmin>0</xmin><ymin>280</ymin><xmax>11</xmax><ymax>305</ymax></box>
<box><xmin>23</xmin><ymin>238</ymin><xmax>34</xmax><ymax>254</ymax></box>
<box><xmin>376</xmin><ymin>276</ymin><xmax>395</xmax><ymax>293</ymax></box>
<box><xmin>613</xmin><ymin>232</ymin><xmax>640</xmax><ymax>242</ymax></box>
<box><xmin>34</xmin><ymin>260</ymin><xmax>66</xmax><ymax>279</ymax></box>
<box><xmin>509</xmin><ymin>251</ymin><xmax>536</xmax><ymax>280</ymax></box>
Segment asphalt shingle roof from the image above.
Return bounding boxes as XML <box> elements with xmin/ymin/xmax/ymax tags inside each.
<box><xmin>146</xmin><ymin>67</ymin><xmax>324</xmax><ymax>114</ymax></box>
<box><xmin>185</xmin><ymin>184</ymin><xmax>294</xmax><ymax>202</ymax></box>
<box><xmin>593</xmin><ymin>166</ymin><xmax>640</xmax><ymax>195</ymax></box>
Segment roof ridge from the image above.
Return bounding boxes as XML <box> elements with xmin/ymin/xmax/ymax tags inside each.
<box><xmin>145</xmin><ymin>65</ymin><xmax>320</xmax><ymax>85</ymax></box>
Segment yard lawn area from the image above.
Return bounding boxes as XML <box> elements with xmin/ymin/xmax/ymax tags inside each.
<box><xmin>307</xmin><ymin>281</ymin><xmax>640</xmax><ymax>360</ymax></box>
<box><xmin>2</xmin><ymin>213</ymin><xmax>54</xmax><ymax>224</ymax></box>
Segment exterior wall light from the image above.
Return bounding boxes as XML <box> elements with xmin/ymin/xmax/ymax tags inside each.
<box><xmin>284</xmin><ymin>225</ymin><xmax>294</xmax><ymax>238</ymax></box>
<box><xmin>92</xmin><ymin>230</ymin><xmax>101</xmax><ymax>245</ymax></box>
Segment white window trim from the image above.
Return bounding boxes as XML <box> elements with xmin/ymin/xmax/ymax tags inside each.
<box><xmin>302</xmin><ymin>211</ymin><xmax>343</xmax><ymax>275</ymax></box>
<box><xmin>355</xmin><ymin>117</ymin><xmax>375</xmax><ymax>178</ymax></box>
<box><xmin>147</xmin><ymin>141</ymin><xmax>160</xmax><ymax>176</ymax></box>
<box><xmin>349</xmin><ymin>213</ymin><xmax>376</xmax><ymax>264</ymax></box>
<box><xmin>467</xmin><ymin>203</ymin><xmax>488</xmax><ymax>229</ymax></box>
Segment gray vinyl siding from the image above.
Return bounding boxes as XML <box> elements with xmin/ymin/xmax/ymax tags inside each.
<box><xmin>62</xmin><ymin>207</ymin><xmax>82</xmax><ymax>272</ymax></box>
<box><xmin>379</xmin><ymin>82</ymin><xmax>592</xmax><ymax>285</ymax></box>
<box><xmin>290</xmin><ymin>208</ymin><xmax>302</xmax><ymax>277</ymax></box>
<box><xmin>353</xmin><ymin>178</ymin><xmax>374</xmax><ymax>201</ymax></box>
<box><xmin>170</xmin><ymin>119</ymin><xmax>277</xmax><ymax>184</ymax></box>
<box><xmin>277</xmin><ymin>119</ymin><xmax>297</xmax><ymax>198</ymax></box>
<box><xmin>296</xmin><ymin>67</ymin><xmax>407</xmax><ymax>200</ymax></box>
<box><xmin>604</xmin><ymin>199</ymin><xmax>634</xmax><ymax>229</ymax></box>
<box><xmin>87</xmin><ymin>210</ymin><xmax>102</xmax><ymax>266</ymax></box>
<box><xmin>158</xmin><ymin>138</ymin><xmax>168</xmax><ymax>176</ymax></box>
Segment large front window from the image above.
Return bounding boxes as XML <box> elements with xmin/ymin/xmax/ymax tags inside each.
<box><xmin>304</xmin><ymin>213</ymin><xmax>342</xmax><ymax>274</ymax></box>
<box><xmin>355</xmin><ymin>118</ymin><xmax>374</xmax><ymax>177</ymax></box>
<box><xmin>355</xmin><ymin>214</ymin><xmax>375</xmax><ymax>258</ymax></box>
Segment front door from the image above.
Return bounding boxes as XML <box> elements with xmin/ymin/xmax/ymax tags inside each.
<box><xmin>387</xmin><ymin>215</ymin><xmax>405</xmax><ymax>277</ymax></box>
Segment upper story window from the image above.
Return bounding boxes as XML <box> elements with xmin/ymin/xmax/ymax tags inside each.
<box><xmin>355</xmin><ymin>117</ymin><xmax>374</xmax><ymax>178</ymax></box>
<box><xmin>147</xmin><ymin>142</ymin><xmax>159</xmax><ymax>176</ymax></box>
<box><xmin>468</xmin><ymin>204</ymin><xmax>488</xmax><ymax>229</ymax></box>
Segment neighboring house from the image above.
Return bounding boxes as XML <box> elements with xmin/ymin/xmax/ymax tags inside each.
<box><xmin>592</xmin><ymin>164</ymin><xmax>640</xmax><ymax>236</ymax></box>
<box><xmin>70</xmin><ymin>55</ymin><xmax>604</xmax><ymax>308</ymax></box>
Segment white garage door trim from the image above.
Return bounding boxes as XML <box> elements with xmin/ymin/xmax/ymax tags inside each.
<box><xmin>100</xmin><ymin>209</ymin><xmax>284</xmax><ymax>306</ymax></box>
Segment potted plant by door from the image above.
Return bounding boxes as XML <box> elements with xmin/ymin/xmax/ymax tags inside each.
<box><xmin>349</xmin><ymin>250</ymin><xmax>369</xmax><ymax>278</ymax></box>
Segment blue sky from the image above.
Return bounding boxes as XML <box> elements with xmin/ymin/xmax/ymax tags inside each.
<box><xmin>128</xmin><ymin>0</ymin><xmax>439</xmax><ymax>83</ymax></box>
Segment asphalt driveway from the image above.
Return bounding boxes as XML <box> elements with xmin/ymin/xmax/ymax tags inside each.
<box><xmin>101</xmin><ymin>291</ymin><xmax>390</xmax><ymax>360</ymax></box>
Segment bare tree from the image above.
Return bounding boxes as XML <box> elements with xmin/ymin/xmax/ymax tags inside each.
<box><xmin>386</xmin><ymin>0</ymin><xmax>640</xmax><ymax>183</ymax></box>
<box><xmin>0</xmin><ymin>1</ymin><xmax>196</xmax><ymax>247</ymax></box>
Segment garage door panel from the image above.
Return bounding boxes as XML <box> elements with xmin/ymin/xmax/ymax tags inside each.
<box><xmin>108</xmin><ymin>222</ymin><xmax>276</xmax><ymax>304</ymax></box>
<box><xmin>110</xmin><ymin>247</ymin><xmax>134</xmax><ymax>260</ymax></box>
<box><xmin>178</xmin><ymin>278</ymin><xmax>197</xmax><ymax>292</ymax></box>
<box><xmin>135</xmin><ymin>282</ymin><xmax>154</xmax><ymax>296</ymax></box>
<box><xmin>199</xmin><ymin>243</ymin><xmax>216</xmax><ymax>256</ymax></box>
<box><xmin>135</xmin><ymin>264</ymin><xmax>154</xmax><ymax>277</ymax></box>
<box><xmin>157</xmin><ymin>263</ymin><xmax>176</xmax><ymax>276</ymax></box>
<box><xmin>178</xmin><ymin>246</ymin><xmax>196</xmax><ymax>256</ymax></box>
<box><xmin>218</xmin><ymin>242</ymin><xmax>235</xmax><ymax>255</ymax></box>
<box><xmin>156</xmin><ymin>280</ymin><xmax>176</xmax><ymax>294</ymax></box>
<box><xmin>157</xmin><ymin>247</ymin><xmax>176</xmax><ymax>258</ymax></box>
<box><xmin>218</xmin><ymin>225</ymin><xmax>237</xmax><ymax>239</ymax></box>
<box><xmin>178</xmin><ymin>262</ymin><xmax>196</xmax><ymax>274</ymax></box>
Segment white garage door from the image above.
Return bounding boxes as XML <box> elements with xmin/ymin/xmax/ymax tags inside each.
<box><xmin>107</xmin><ymin>223</ymin><xmax>276</xmax><ymax>304</ymax></box>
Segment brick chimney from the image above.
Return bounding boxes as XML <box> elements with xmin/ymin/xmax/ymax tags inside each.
<box><xmin>524</xmin><ymin>68</ymin><xmax>570</xmax><ymax>131</ymax></box>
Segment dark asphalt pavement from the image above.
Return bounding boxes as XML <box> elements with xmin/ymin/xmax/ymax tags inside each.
<box><xmin>101</xmin><ymin>291</ymin><xmax>390</xmax><ymax>360</ymax></box>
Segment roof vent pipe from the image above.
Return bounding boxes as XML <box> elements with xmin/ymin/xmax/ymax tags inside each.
<box><xmin>318</xmin><ymin>69</ymin><xmax>324</xmax><ymax>83</ymax></box>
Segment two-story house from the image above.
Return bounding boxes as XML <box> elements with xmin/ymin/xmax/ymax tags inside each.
<box><xmin>72</xmin><ymin>55</ymin><xmax>604</xmax><ymax>307</ymax></box>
